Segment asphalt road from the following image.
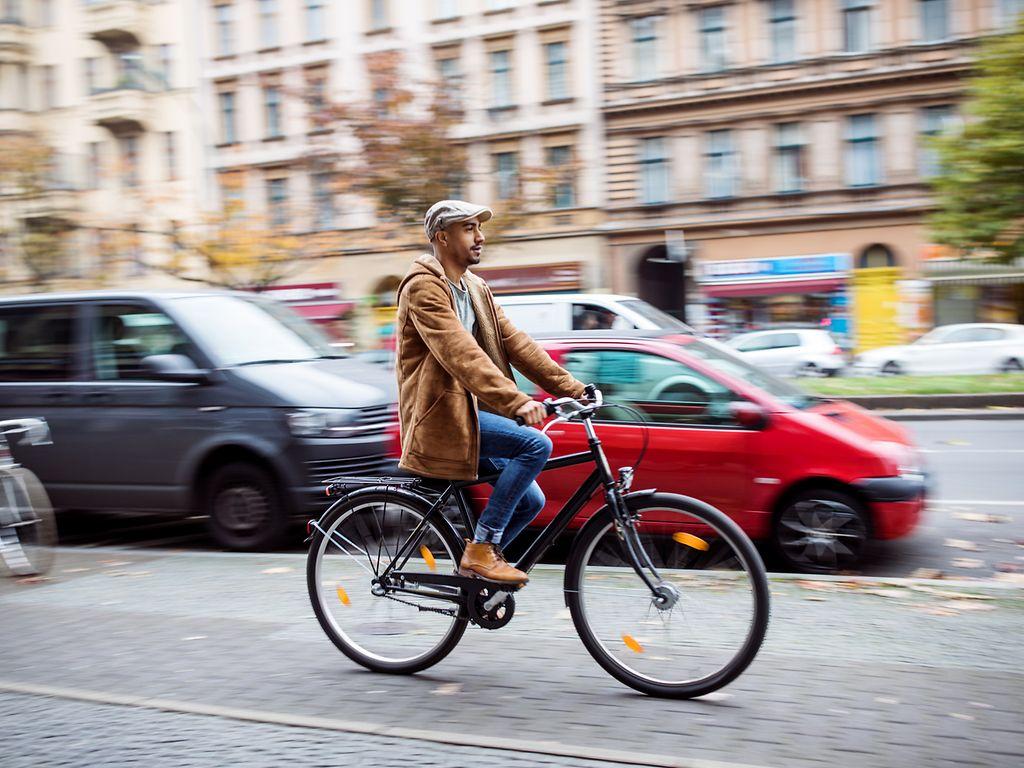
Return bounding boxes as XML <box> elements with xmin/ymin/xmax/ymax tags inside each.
<box><xmin>52</xmin><ymin>418</ymin><xmax>1024</xmax><ymax>579</ymax></box>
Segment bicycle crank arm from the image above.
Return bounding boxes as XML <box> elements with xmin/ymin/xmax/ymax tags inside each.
<box><xmin>393</xmin><ymin>570</ymin><xmax>524</xmax><ymax>594</ymax></box>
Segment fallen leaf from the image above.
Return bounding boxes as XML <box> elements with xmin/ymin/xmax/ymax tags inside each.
<box><xmin>875</xmin><ymin>697</ymin><xmax>899</xmax><ymax>705</ymax></box>
<box><xmin>62</xmin><ymin>568</ymin><xmax>90</xmax><ymax>573</ymax></box>
<box><xmin>915</xmin><ymin>606</ymin><xmax>959</xmax><ymax>616</ymax></box>
<box><xmin>261</xmin><ymin>567</ymin><xmax>294</xmax><ymax>574</ymax></box>
<box><xmin>944</xmin><ymin>539</ymin><xmax>980</xmax><ymax>551</ymax></box>
<box><xmin>182</xmin><ymin>635</ymin><xmax>207</xmax><ymax>641</ymax></box>
<box><xmin>949</xmin><ymin>713</ymin><xmax>975</xmax><ymax>721</ymax></box>
<box><xmin>941</xmin><ymin>601</ymin><xmax>995</xmax><ymax>612</ymax></box>
<box><xmin>795</xmin><ymin>579</ymin><xmax>836</xmax><ymax>591</ymax></box>
<box><xmin>952</xmin><ymin>511</ymin><xmax>1012</xmax><ymax>524</ymax></box>
<box><xmin>950</xmin><ymin>558</ymin><xmax>984</xmax><ymax>569</ymax></box>
<box><xmin>433</xmin><ymin>683</ymin><xmax>461</xmax><ymax>695</ymax></box>
<box><xmin>942</xmin><ymin>440</ymin><xmax>971</xmax><ymax>446</ymax></box>
<box><xmin>909</xmin><ymin>585</ymin><xmax>995</xmax><ymax>600</ymax></box>
<box><xmin>862</xmin><ymin>589</ymin><xmax>902</xmax><ymax>598</ymax></box>
<box><xmin>14</xmin><ymin>576</ymin><xmax>52</xmax><ymax>585</ymax></box>
<box><xmin>910</xmin><ymin>567</ymin><xmax>945</xmax><ymax>580</ymax></box>
<box><xmin>969</xmin><ymin>702</ymin><xmax>993</xmax><ymax>709</ymax></box>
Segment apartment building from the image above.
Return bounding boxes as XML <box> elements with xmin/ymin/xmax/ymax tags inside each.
<box><xmin>200</xmin><ymin>0</ymin><xmax>605</xmax><ymax>342</ymax></box>
<box><xmin>0</xmin><ymin>0</ymin><xmax>206</xmax><ymax>289</ymax></box>
<box><xmin>598</xmin><ymin>0</ymin><xmax>1022</xmax><ymax>348</ymax></box>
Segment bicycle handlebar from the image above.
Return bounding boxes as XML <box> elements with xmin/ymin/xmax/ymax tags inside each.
<box><xmin>514</xmin><ymin>385</ymin><xmax>602</xmax><ymax>427</ymax></box>
<box><xmin>0</xmin><ymin>418</ymin><xmax>52</xmax><ymax>447</ymax></box>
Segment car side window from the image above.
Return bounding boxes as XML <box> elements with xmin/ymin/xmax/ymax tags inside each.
<box><xmin>0</xmin><ymin>304</ymin><xmax>77</xmax><ymax>382</ymax></box>
<box><xmin>943</xmin><ymin>328</ymin><xmax>981</xmax><ymax>344</ymax></box>
<box><xmin>970</xmin><ymin>328</ymin><xmax>1005</xmax><ymax>342</ymax></box>
<box><xmin>91</xmin><ymin>304</ymin><xmax>195</xmax><ymax>381</ymax></box>
<box><xmin>771</xmin><ymin>333</ymin><xmax>801</xmax><ymax>349</ymax></box>
<box><xmin>561</xmin><ymin>349</ymin><xmax>739</xmax><ymax>427</ymax></box>
<box><xmin>735</xmin><ymin>335</ymin><xmax>769</xmax><ymax>352</ymax></box>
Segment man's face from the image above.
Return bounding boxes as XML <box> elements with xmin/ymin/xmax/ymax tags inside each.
<box><xmin>438</xmin><ymin>217</ymin><xmax>485</xmax><ymax>266</ymax></box>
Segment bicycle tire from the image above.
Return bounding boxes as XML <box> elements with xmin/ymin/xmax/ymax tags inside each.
<box><xmin>565</xmin><ymin>493</ymin><xmax>770</xmax><ymax>699</ymax></box>
<box><xmin>0</xmin><ymin>467</ymin><xmax>57</xmax><ymax>577</ymax></box>
<box><xmin>306</xmin><ymin>489</ymin><xmax>469</xmax><ymax>675</ymax></box>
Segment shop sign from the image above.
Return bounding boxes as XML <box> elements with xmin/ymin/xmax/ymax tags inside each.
<box><xmin>474</xmin><ymin>262</ymin><xmax>582</xmax><ymax>294</ymax></box>
<box><xmin>698</xmin><ymin>254</ymin><xmax>851</xmax><ymax>283</ymax></box>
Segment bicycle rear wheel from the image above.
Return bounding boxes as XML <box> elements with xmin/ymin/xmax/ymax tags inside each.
<box><xmin>307</xmin><ymin>490</ymin><xmax>468</xmax><ymax>674</ymax></box>
<box><xmin>0</xmin><ymin>467</ymin><xmax>57</xmax><ymax>577</ymax></box>
<box><xmin>565</xmin><ymin>493</ymin><xmax>769</xmax><ymax>698</ymax></box>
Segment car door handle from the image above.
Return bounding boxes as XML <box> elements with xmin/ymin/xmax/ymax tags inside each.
<box><xmin>85</xmin><ymin>392</ymin><xmax>114</xmax><ymax>403</ymax></box>
<box><xmin>43</xmin><ymin>392</ymin><xmax>70</xmax><ymax>402</ymax></box>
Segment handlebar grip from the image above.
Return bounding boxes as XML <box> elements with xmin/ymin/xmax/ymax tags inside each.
<box><xmin>584</xmin><ymin>383</ymin><xmax>597</xmax><ymax>400</ymax></box>
<box><xmin>514</xmin><ymin>416</ymin><xmax>525</xmax><ymax>426</ymax></box>
<box><xmin>515</xmin><ymin>400</ymin><xmax>558</xmax><ymax>427</ymax></box>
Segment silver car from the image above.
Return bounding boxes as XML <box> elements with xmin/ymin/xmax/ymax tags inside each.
<box><xmin>726</xmin><ymin>329</ymin><xmax>846</xmax><ymax>377</ymax></box>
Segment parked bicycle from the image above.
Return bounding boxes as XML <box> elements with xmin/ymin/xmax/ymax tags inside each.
<box><xmin>0</xmin><ymin>418</ymin><xmax>57</xmax><ymax>577</ymax></box>
<box><xmin>306</xmin><ymin>386</ymin><xmax>769</xmax><ymax>698</ymax></box>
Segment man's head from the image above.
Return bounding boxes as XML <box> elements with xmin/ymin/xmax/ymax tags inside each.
<box><xmin>424</xmin><ymin>199</ymin><xmax>492</xmax><ymax>269</ymax></box>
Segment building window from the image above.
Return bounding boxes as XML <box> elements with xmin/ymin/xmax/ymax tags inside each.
<box><xmin>264</xmin><ymin>85</ymin><xmax>282</xmax><ymax>138</ymax></box>
<box><xmin>842</xmin><ymin>0</ymin><xmax>872</xmax><ymax>53</ymax></box>
<box><xmin>157</xmin><ymin>44</ymin><xmax>174</xmax><ymax>88</ymax></box>
<box><xmin>219</xmin><ymin>91</ymin><xmax>237</xmax><ymax>144</ymax></box>
<box><xmin>544</xmin><ymin>41</ymin><xmax>569</xmax><ymax>101</ymax></box>
<box><xmin>920</xmin><ymin>0</ymin><xmax>949</xmax><ymax>41</ymax></box>
<box><xmin>42</xmin><ymin>65</ymin><xmax>57</xmax><ymax>109</ymax></box>
<box><xmin>369</xmin><ymin>0</ymin><xmax>388</xmax><ymax>30</ymax></box>
<box><xmin>259</xmin><ymin>0</ymin><xmax>278</xmax><ymax>48</ymax></box>
<box><xmin>547</xmin><ymin>145</ymin><xmax>575</xmax><ymax>208</ymax></box>
<box><xmin>919</xmin><ymin>105</ymin><xmax>955</xmax><ymax>177</ymax></box>
<box><xmin>214</xmin><ymin>4</ymin><xmax>234</xmax><ymax>56</ymax></box>
<box><xmin>119</xmin><ymin>135</ymin><xmax>139</xmax><ymax>188</ymax></box>
<box><xmin>705</xmin><ymin>130</ymin><xmax>736</xmax><ymax>198</ymax></box>
<box><xmin>437</xmin><ymin>0</ymin><xmax>459</xmax><ymax>18</ymax></box>
<box><xmin>266</xmin><ymin>177</ymin><xmax>288</xmax><ymax>229</ymax></box>
<box><xmin>306</xmin><ymin>70</ymin><xmax>327</xmax><ymax>127</ymax></box>
<box><xmin>489</xmin><ymin>49</ymin><xmax>513</xmax><ymax>108</ymax></box>
<box><xmin>164</xmin><ymin>132</ymin><xmax>176</xmax><ymax>181</ymax></box>
<box><xmin>631</xmin><ymin>16</ymin><xmax>658</xmax><ymax>81</ymax></box>
<box><xmin>699</xmin><ymin>6</ymin><xmax>728</xmax><ymax>72</ymax></box>
<box><xmin>774</xmin><ymin>123</ymin><xmax>805</xmax><ymax>193</ymax></box>
<box><xmin>83</xmin><ymin>57</ymin><xmax>97</xmax><ymax>96</ymax></box>
<box><xmin>768</xmin><ymin>0</ymin><xmax>797</xmax><ymax>63</ymax></box>
<box><xmin>311</xmin><ymin>172</ymin><xmax>335</xmax><ymax>230</ymax></box>
<box><xmin>437</xmin><ymin>55</ymin><xmax>462</xmax><ymax>109</ymax></box>
<box><xmin>1000</xmin><ymin>0</ymin><xmax>1024</xmax><ymax>26</ymax></box>
<box><xmin>845</xmin><ymin>114</ymin><xmax>881</xmax><ymax>187</ymax></box>
<box><xmin>494</xmin><ymin>152</ymin><xmax>519</xmax><ymax>200</ymax></box>
<box><xmin>639</xmin><ymin>137</ymin><xmax>669</xmax><ymax>205</ymax></box>
<box><xmin>87</xmin><ymin>141</ymin><xmax>102</xmax><ymax>189</ymax></box>
<box><xmin>305</xmin><ymin>0</ymin><xmax>326</xmax><ymax>41</ymax></box>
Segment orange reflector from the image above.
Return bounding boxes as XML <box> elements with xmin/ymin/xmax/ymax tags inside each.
<box><xmin>336</xmin><ymin>586</ymin><xmax>350</xmax><ymax>606</ymax></box>
<box><xmin>420</xmin><ymin>545</ymin><xmax>437</xmax><ymax>572</ymax></box>
<box><xmin>622</xmin><ymin>634</ymin><xmax>644</xmax><ymax>653</ymax></box>
<box><xmin>673</xmin><ymin>532</ymin><xmax>709</xmax><ymax>551</ymax></box>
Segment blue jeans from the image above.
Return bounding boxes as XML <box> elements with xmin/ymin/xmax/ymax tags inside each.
<box><xmin>474</xmin><ymin>410</ymin><xmax>553</xmax><ymax>548</ymax></box>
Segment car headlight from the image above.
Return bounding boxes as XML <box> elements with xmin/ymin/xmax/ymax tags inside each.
<box><xmin>873</xmin><ymin>440</ymin><xmax>923</xmax><ymax>476</ymax></box>
<box><xmin>286</xmin><ymin>408</ymin><xmax>373</xmax><ymax>438</ymax></box>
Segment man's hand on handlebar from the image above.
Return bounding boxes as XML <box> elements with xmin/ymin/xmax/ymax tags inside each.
<box><xmin>515</xmin><ymin>400</ymin><xmax>548</xmax><ymax>427</ymax></box>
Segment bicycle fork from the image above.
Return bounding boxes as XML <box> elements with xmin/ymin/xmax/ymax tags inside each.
<box><xmin>607</xmin><ymin>487</ymin><xmax>681</xmax><ymax>611</ymax></box>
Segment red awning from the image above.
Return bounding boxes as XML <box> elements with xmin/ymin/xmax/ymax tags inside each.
<box><xmin>288</xmin><ymin>301</ymin><xmax>355</xmax><ymax>321</ymax></box>
<box><xmin>702</xmin><ymin>277</ymin><xmax>845</xmax><ymax>298</ymax></box>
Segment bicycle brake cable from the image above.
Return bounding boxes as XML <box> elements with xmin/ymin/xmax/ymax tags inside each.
<box><xmin>591</xmin><ymin>402</ymin><xmax>651</xmax><ymax>476</ymax></box>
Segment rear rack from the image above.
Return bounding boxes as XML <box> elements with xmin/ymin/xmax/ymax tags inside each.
<box><xmin>323</xmin><ymin>475</ymin><xmax>420</xmax><ymax>497</ymax></box>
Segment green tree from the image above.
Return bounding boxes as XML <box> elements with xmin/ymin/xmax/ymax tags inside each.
<box><xmin>929</xmin><ymin>20</ymin><xmax>1024</xmax><ymax>263</ymax></box>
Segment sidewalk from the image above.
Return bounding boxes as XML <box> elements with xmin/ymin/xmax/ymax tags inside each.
<box><xmin>2</xmin><ymin>548</ymin><xmax>1022</xmax><ymax>768</ymax></box>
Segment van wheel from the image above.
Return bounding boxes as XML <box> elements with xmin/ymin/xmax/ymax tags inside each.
<box><xmin>773</xmin><ymin>488</ymin><xmax>869</xmax><ymax>574</ymax></box>
<box><xmin>204</xmin><ymin>462</ymin><xmax>287</xmax><ymax>551</ymax></box>
<box><xmin>1000</xmin><ymin>358</ymin><xmax>1022</xmax><ymax>373</ymax></box>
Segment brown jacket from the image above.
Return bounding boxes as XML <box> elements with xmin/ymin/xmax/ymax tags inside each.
<box><xmin>395</xmin><ymin>254</ymin><xmax>585</xmax><ymax>480</ymax></box>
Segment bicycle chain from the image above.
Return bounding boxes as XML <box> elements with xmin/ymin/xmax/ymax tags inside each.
<box><xmin>383</xmin><ymin>592</ymin><xmax>458</xmax><ymax>617</ymax></box>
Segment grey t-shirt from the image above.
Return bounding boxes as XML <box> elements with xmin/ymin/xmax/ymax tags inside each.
<box><xmin>448</xmin><ymin>277</ymin><xmax>477</xmax><ymax>336</ymax></box>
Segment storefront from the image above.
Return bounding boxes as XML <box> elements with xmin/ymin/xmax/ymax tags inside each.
<box><xmin>696</xmin><ymin>254</ymin><xmax>853</xmax><ymax>345</ymax></box>
<box><xmin>925</xmin><ymin>259</ymin><xmax>1024</xmax><ymax>326</ymax></box>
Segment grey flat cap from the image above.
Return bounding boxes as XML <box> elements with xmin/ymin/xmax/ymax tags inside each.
<box><xmin>424</xmin><ymin>200</ymin><xmax>493</xmax><ymax>242</ymax></box>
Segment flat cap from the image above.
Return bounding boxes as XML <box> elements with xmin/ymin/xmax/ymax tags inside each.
<box><xmin>424</xmin><ymin>200</ymin><xmax>493</xmax><ymax>242</ymax></box>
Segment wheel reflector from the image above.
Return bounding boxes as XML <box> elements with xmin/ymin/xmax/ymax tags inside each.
<box><xmin>673</xmin><ymin>532</ymin><xmax>709</xmax><ymax>551</ymax></box>
<box><xmin>420</xmin><ymin>545</ymin><xmax>436</xmax><ymax>571</ymax></box>
<box><xmin>622</xmin><ymin>634</ymin><xmax>644</xmax><ymax>653</ymax></box>
<box><xmin>336</xmin><ymin>586</ymin><xmax>350</xmax><ymax>606</ymax></box>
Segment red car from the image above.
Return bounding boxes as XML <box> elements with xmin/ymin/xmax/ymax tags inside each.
<box><xmin>468</xmin><ymin>331</ymin><xmax>926</xmax><ymax>574</ymax></box>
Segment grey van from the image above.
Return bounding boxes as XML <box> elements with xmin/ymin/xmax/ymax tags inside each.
<box><xmin>0</xmin><ymin>291</ymin><xmax>398</xmax><ymax>549</ymax></box>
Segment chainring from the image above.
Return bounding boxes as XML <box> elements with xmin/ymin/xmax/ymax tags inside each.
<box><xmin>467</xmin><ymin>585</ymin><xmax>516</xmax><ymax>630</ymax></box>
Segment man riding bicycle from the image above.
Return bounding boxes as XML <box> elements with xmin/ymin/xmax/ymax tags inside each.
<box><xmin>395</xmin><ymin>200</ymin><xmax>587</xmax><ymax>585</ymax></box>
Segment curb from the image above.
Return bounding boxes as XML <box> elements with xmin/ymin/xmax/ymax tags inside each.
<box><xmin>874</xmin><ymin>408</ymin><xmax>1024</xmax><ymax>421</ymax></box>
<box><xmin>841</xmin><ymin>393</ymin><xmax>1024</xmax><ymax>410</ymax></box>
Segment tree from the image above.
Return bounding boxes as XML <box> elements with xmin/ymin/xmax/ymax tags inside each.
<box><xmin>929</xmin><ymin>20</ymin><xmax>1024</xmax><ymax>263</ymax></box>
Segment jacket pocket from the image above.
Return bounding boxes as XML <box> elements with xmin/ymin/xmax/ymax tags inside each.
<box><xmin>409</xmin><ymin>390</ymin><xmax>472</xmax><ymax>465</ymax></box>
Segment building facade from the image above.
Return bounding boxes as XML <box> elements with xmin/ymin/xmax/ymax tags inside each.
<box><xmin>598</xmin><ymin>0</ymin><xmax>1022</xmax><ymax>349</ymax></box>
<box><xmin>0</xmin><ymin>0</ymin><xmax>207</xmax><ymax>289</ymax></box>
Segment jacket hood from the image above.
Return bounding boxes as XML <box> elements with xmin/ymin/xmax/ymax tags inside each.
<box><xmin>397</xmin><ymin>254</ymin><xmax>484</xmax><ymax>298</ymax></box>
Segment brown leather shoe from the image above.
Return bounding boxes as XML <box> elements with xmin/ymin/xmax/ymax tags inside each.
<box><xmin>459</xmin><ymin>541</ymin><xmax>528</xmax><ymax>584</ymax></box>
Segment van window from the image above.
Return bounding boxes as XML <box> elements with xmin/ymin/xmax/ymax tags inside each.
<box><xmin>91</xmin><ymin>304</ymin><xmax>195</xmax><ymax>380</ymax></box>
<box><xmin>617</xmin><ymin>299</ymin><xmax>690</xmax><ymax>331</ymax></box>
<box><xmin>572</xmin><ymin>304</ymin><xmax>619</xmax><ymax>331</ymax></box>
<box><xmin>0</xmin><ymin>305</ymin><xmax>77</xmax><ymax>382</ymax></box>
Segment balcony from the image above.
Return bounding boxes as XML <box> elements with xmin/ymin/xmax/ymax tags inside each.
<box><xmin>83</xmin><ymin>0</ymin><xmax>145</xmax><ymax>51</ymax></box>
<box><xmin>0</xmin><ymin>109</ymin><xmax>32</xmax><ymax>133</ymax></box>
<box><xmin>0</xmin><ymin>19</ymin><xmax>31</xmax><ymax>63</ymax></box>
<box><xmin>92</xmin><ymin>86</ymin><xmax>148</xmax><ymax>134</ymax></box>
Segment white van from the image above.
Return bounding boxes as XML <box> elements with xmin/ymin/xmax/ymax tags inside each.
<box><xmin>495</xmin><ymin>293</ymin><xmax>693</xmax><ymax>335</ymax></box>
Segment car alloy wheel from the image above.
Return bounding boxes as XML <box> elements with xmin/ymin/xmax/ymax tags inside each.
<box><xmin>776</xmin><ymin>496</ymin><xmax>868</xmax><ymax>573</ymax></box>
<box><xmin>880</xmin><ymin>361</ymin><xmax>902</xmax><ymax>376</ymax></box>
<box><xmin>1000</xmin><ymin>358</ymin><xmax>1023</xmax><ymax>373</ymax></box>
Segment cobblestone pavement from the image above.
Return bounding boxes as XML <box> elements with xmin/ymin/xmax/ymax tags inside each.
<box><xmin>2</xmin><ymin>548</ymin><xmax>1023</xmax><ymax>768</ymax></box>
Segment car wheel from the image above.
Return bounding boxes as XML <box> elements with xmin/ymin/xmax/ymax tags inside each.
<box><xmin>880</xmin><ymin>361</ymin><xmax>902</xmax><ymax>376</ymax></box>
<box><xmin>999</xmin><ymin>358</ymin><xmax>1023</xmax><ymax>373</ymax></box>
<box><xmin>773</xmin><ymin>488</ymin><xmax>869</xmax><ymax>574</ymax></box>
<box><xmin>204</xmin><ymin>461</ymin><xmax>288</xmax><ymax>551</ymax></box>
<box><xmin>797</xmin><ymin>362</ymin><xmax>822</xmax><ymax>378</ymax></box>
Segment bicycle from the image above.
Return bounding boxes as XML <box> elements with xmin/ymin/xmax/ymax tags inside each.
<box><xmin>306</xmin><ymin>386</ymin><xmax>769</xmax><ymax>698</ymax></box>
<box><xmin>0</xmin><ymin>418</ymin><xmax>57</xmax><ymax>577</ymax></box>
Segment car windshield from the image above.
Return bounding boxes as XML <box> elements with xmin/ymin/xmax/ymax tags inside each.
<box><xmin>619</xmin><ymin>299</ymin><xmax>692</xmax><ymax>331</ymax></box>
<box><xmin>169</xmin><ymin>295</ymin><xmax>344</xmax><ymax>367</ymax></box>
<box><xmin>681</xmin><ymin>338</ymin><xmax>818</xmax><ymax>409</ymax></box>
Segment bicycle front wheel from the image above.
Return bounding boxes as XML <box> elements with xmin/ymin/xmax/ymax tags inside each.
<box><xmin>307</xmin><ymin>490</ymin><xmax>468</xmax><ymax>675</ymax></box>
<box><xmin>565</xmin><ymin>493</ymin><xmax>769</xmax><ymax>698</ymax></box>
<box><xmin>0</xmin><ymin>467</ymin><xmax>57</xmax><ymax>577</ymax></box>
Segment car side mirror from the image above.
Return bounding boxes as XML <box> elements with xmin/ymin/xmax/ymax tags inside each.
<box><xmin>141</xmin><ymin>354</ymin><xmax>213</xmax><ymax>385</ymax></box>
<box><xmin>731</xmin><ymin>401</ymin><xmax>770</xmax><ymax>430</ymax></box>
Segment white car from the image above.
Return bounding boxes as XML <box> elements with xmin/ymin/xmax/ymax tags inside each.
<box><xmin>852</xmin><ymin>323</ymin><xmax>1024</xmax><ymax>376</ymax></box>
<box><xmin>495</xmin><ymin>293</ymin><xmax>693</xmax><ymax>335</ymax></box>
<box><xmin>726</xmin><ymin>328</ymin><xmax>847</xmax><ymax>377</ymax></box>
